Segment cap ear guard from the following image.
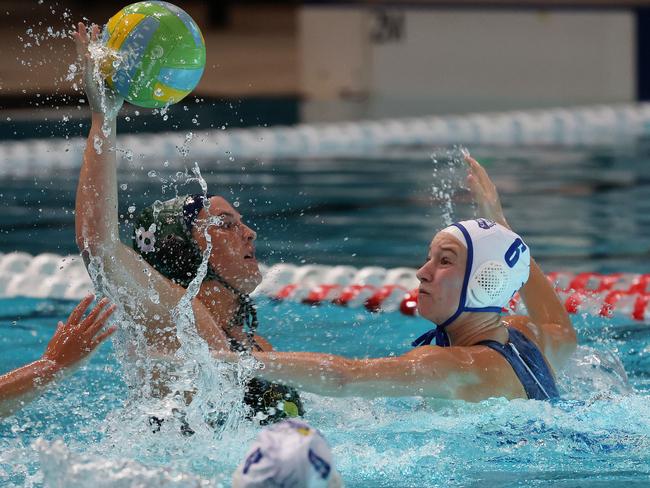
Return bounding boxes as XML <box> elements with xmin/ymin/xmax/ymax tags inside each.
<box><xmin>468</xmin><ymin>260</ymin><xmax>510</xmax><ymax>308</ymax></box>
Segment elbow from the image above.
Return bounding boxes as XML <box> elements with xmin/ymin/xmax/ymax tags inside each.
<box><xmin>75</xmin><ymin>226</ymin><xmax>118</xmax><ymax>258</ymax></box>
<box><xmin>76</xmin><ymin>234</ymin><xmax>102</xmax><ymax>259</ymax></box>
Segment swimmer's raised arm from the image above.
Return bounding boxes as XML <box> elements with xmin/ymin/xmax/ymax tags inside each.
<box><xmin>0</xmin><ymin>295</ymin><xmax>116</xmax><ymax>417</ymax></box>
<box><xmin>73</xmin><ymin>23</ymin><xmax>124</xmax><ymax>254</ymax></box>
<box><xmin>72</xmin><ymin>23</ymin><xmax>228</xmax><ymax>351</ymax></box>
<box><xmin>465</xmin><ymin>155</ymin><xmax>576</xmax><ymax>369</ymax></box>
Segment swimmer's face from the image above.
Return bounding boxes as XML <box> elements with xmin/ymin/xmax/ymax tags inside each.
<box><xmin>416</xmin><ymin>232</ymin><xmax>466</xmax><ymax>324</ymax></box>
<box><xmin>191</xmin><ymin>196</ymin><xmax>262</xmax><ymax>294</ymax></box>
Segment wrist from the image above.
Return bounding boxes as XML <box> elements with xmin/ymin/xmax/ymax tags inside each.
<box><xmin>496</xmin><ymin>216</ymin><xmax>510</xmax><ymax>229</ymax></box>
<box><xmin>91</xmin><ymin>112</ymin><xmax>115</xmax><ymax>124</ymax></box>
<box><xmin>35</xmin><ymin>358</ymin><xmax>64</xmax><ymax>378</ymax></box>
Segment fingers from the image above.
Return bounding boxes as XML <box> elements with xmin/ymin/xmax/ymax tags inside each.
<box><xmin>90</xmin><ymin>326</ymin><xmax>117</xmax><ymax>349</ymax></box>
<box><xmin>67</xmin><ymin>294</ymin><xmax>95</xmax><ymax>326</ymax></box>
<box><xmin>85</xmin><ymin>304</ymin><xmax>117</xmax><ymax>339</ymax></box>
<box><xmin>465</xmin><ymin>154</ymin><xmax>495</xmax><ymax>190</ymax></box>
<box><xmin>91</xmin><ymin>23</ymin><xmax>100</xmax><ymax>42</ymax></box>
<box><xmin>466</xmin><ymin>173</ymin><xmax>482</xmax><ymax>193</ymax></box>
<box><xmin>80</xmin><ymin>297</ymin><xmax>110</xmax><ymax>329</ymax></box>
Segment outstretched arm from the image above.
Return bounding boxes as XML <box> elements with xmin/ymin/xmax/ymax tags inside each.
<box><xmin>0</xmin><ymin>295</ymin><xmax>116</xmax><ymax>417</ymax></box>
<box><xmin>216</xmin><ymin>348</ymin><xmax>474</xmax><ymax>399</ymax></box>
<box><xmin>465</xmin><ymin>154</ymin><xmax>576</xmax><ymax>368</ymax></box>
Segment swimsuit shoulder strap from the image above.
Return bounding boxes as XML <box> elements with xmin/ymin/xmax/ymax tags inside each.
<box><xmin>478</xmin><ymin>328</ymin><xmax>559</xmax><ymax>401</ymax></box>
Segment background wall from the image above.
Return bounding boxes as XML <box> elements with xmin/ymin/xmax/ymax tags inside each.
<box><xmin>300</xmin><ymin>5</ymin><xmax>636</xmax><ymax>121</ymax></box>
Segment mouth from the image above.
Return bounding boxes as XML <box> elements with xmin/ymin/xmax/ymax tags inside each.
<box><xmin>243</xmin><ymin>251</ymin><xmax>256</xmax><ymax>261</ymax></box>
<box><xmin>418</xmin><ymin>289</ymin><xmax>430</xmax><ymax>296</ymax></box>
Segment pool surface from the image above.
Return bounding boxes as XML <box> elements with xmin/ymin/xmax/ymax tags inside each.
<box><xmin>1</xmin><ymin>142</ymin><xmax>650</xmax><ymax>486</ymax></box>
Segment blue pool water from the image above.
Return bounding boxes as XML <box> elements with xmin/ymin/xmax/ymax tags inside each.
<box><xmin>1</xmin><ymin>297</ymin><xmax>649</xmax><ymax>487</ymax></box>
<box><xmin>1</xmin><ymin>142</ymin><xmax>650</xmax><ymax>486</ymax></box>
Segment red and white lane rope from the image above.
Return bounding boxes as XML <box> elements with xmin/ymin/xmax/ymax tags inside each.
<box><xmin>262</xmin><ymin>267</ymin><xmax>650</xmax><ymax>322</ymax></box>
<box><xmin>1</xmin><ymin>253</ymin><xmax>649</xmax><ymax>322</ymax></box>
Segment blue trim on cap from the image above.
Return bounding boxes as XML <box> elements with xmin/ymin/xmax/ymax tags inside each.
<box><xmin>412</xmin><ymin>222</ymin><xmax>474</xmax><ymax>348</ymax></box>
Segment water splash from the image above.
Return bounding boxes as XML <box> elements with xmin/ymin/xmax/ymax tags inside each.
<box><xmin>429</xmin><ymin>146</ymin><xmax>468</xmax><ymax>226</ymax></box>
<box><xmin>37</xmin><ymin>439</ymin><xmax>217</xmax><ymax>487</ymax></box>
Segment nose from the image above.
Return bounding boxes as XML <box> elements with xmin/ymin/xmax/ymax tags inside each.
<box><xmin>416</xmin><ymin>261</ymin><xmax>433</xmax><ymax>283</ymax></box>
<box><xmin>242</xmin><ymin>223</ymin><xmax>257</xmax><ymax>241</ymax></box>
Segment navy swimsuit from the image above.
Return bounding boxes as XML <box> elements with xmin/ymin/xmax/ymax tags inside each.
<box><xmin>478</xmin><ymin>328</ymin><xmax>559</xmax><ymax>400</ymax></box>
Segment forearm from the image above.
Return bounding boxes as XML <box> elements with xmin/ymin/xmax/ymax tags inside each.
<box><xmin>76</xmin><ymin>113</ymin><xmax>120</xmax><ymax>255</ymax></box>
<box><xmin>251</xmin><ymin>351</ymin><xmax>351</xmax><ymax>397</ymax></box>
<box><xmin>498</xmin><ymin>219</ymin><xmax>574</xmax><ymax>335</ymax></box>
<box><xmin>0</xmin><ymin>359</ymin><xmax>62</xmax><ymax>417</ymax></box>
<box><xmin>248</xmin><ymin>351</ymin><xmax>444</xmax><ymax>399</ymax></box>
<box><xmin>520</xmin><ymin>258</ymin><xmax>575</xmax><ymax>337</ymax></box>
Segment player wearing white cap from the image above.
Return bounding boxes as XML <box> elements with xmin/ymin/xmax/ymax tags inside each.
<box><xmin>217</xmin><ymin>155</ymin><xmax>577</xmax><ymax>402</ymax></box>
<box><xmin>232</xmin><ymin>419</ymin><xmax>343</xmax><ymax>488</ymax></box>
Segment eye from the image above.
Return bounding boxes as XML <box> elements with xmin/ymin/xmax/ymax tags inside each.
<box><xmin>440</xmin><ymin>256</ymin><xmax>452</xmax><ymax>265</ymax></box>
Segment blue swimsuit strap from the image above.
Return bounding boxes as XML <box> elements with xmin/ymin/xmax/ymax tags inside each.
<box><xmin>478</xmin><ymin>328</ymin><xmax>559</xmax><ymax>401</ymax></box>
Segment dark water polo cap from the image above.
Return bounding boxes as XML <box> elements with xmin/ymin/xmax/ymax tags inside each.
<box><xmin>132</xmin><ymin>194</ymin><xmax>217</xmax><ymax>288</ymax></box>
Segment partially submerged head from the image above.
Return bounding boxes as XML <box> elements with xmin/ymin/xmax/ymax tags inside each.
<box><xmin>133</xmin><ymin>194</ymin><xmax>262</xmax><ymax>293</ymax></box>
<box><xmin>232</xmin><ymin>419</ymin><xmax>343</xmax><ymax>488</ymax></box>
<box><xmin>415</xmin><ymin>218</ymin><xmax>530</xmax><ymax>346</ymax></box>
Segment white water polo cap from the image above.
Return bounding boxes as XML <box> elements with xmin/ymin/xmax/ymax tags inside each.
<box><xmin>232</xmin><ymin>419</ymin><xmax>343</xmax><ymax>488</ymax></box>
<box><xmin>413</xmin><ymin>219</ymin><xmax>530</xmax><ymax>347</ymax></box>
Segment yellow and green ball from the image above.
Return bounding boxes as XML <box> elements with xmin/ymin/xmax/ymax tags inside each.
<box><xmin>103</xmin><ymin>1</ymin><xmax>206</xmax><ymax>108</ymax></box>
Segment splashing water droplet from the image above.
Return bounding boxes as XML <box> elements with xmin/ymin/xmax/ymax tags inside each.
<box><xmin>120</xmin><ymin>184</ymin><xmax>128</xmax><ymax>190</ymax></box>
<box><xmin>128</xmin><ymin>205</ymin><xmax>136</xmax><ymax>214</ymax></box>
<box><xmin>148</xmin><ymin>170</ymin><xmax>158</xmax><ymax>178</ymax></box>
<box><xmin>233</xmin><ymin>201</ymin><xmax>240</xmax><ymax>208</ymax></box>
<box><xmin>93</xmin><ymin>135</ymin><xmax>103</xmax><ymax>154</ymax></box>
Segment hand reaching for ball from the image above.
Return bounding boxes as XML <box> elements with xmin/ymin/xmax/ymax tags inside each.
<box><xmin>72</xmin><ymin>22</ymin><xmax>124</xmax><ymax>119</ymax></box>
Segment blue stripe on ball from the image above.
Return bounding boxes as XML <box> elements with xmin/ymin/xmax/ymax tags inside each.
<box><xmin>112</xmin><ymin>16</ymin><xmax>160</xmax><ymax>96</ymax></box>
<box><xmin>158</xmin><ymin>67</ymin><xmax>204</xmax><ymax>91</ymax></box>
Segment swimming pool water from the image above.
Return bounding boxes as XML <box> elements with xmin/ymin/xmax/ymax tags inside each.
<box><xmin>2</xmin><ymin>144</ymin><xmax>650</xmax><ymax>271</ymax></box>
<box><xmin>1</xmin><ymin>295</ymin><xmax>649</xmax><ymax>487</ymax></box>
<box><xmin>1</xmin><ymin>143</ymin><xmax>650</xmax><ymax>486</ymax></box>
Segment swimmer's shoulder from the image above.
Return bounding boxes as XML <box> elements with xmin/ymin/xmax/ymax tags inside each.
<box><xmin>502</xmin><ymin>315</ymin><xmax>576</xmax><ymax>372</ymax></box>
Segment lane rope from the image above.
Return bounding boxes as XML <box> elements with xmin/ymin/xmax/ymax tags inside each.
<box><xmin>1</xmin><ymin>252</ymin><xmax>648</xmax><ymax>322</ymax></box>
<box><xmin>2</xmin><ymin>103</ymin><xmax>650</xmax><ymax>175</ymax></box>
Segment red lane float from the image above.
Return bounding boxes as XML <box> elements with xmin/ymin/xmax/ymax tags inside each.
<box><xmin>270</xmin><ymin>279</ymin><xmax>650</xmax><ymax>322</ymax></box>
